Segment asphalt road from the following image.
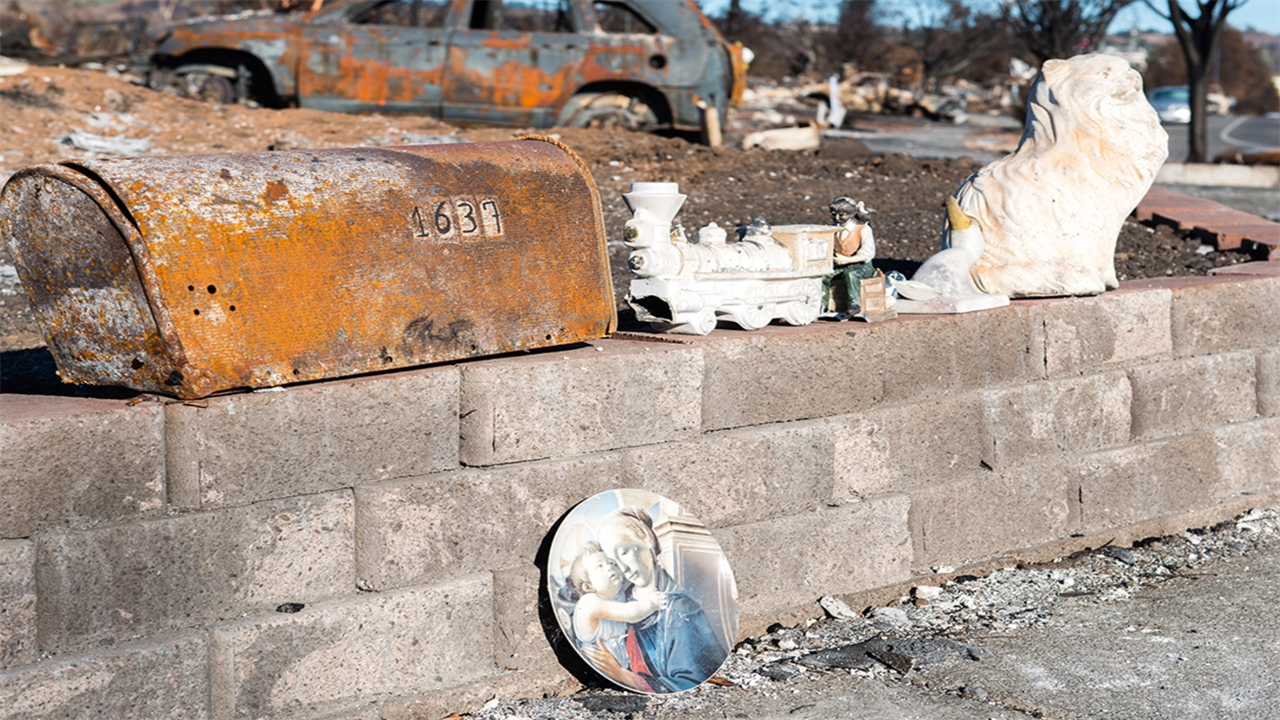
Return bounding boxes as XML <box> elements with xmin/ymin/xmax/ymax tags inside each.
<box><xmin>1158</xmin><ymin>113</ymin><xmax>1280</xmax><ymax>161</ymax></box>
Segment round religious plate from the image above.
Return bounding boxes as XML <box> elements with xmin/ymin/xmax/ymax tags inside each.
<box><xmin>548</xmin><ymin>489</ymin><xmax>739</xmax><ymax>694</ymax></box>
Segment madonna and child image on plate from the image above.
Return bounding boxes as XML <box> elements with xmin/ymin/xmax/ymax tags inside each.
<box><xmin>548</xmin><ymin>489</ymin><xmax>740</xmax><ymax>694</ymax></box>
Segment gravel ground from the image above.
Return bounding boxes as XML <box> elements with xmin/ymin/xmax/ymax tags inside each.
<box><xmin>459</xmin><ymin>506</ymin><xmax>1280</xmax><ymax>719</ymax></box>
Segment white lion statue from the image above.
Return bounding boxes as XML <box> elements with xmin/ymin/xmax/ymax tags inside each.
<box><xmin>953</xmin><ymin>54</ymin><xmax>1168</xmax><ymax>298</ymax></box>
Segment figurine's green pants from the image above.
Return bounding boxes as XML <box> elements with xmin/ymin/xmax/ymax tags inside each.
<box><xmin>822</xmin><ymin>261</ymin><xmax>877</xmax><ymax>312</ymax></box>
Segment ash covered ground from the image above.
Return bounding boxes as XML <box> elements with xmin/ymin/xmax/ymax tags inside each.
<box><xmin>0</xmin><ymin>64</ymin><xmax>1260</xmax><ymax>351</ymax></box>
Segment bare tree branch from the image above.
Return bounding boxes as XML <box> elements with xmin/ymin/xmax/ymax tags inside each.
<box><xmin>1007</xmin><ymin>0</ymin><xmax>1136</xmax><ymax>62</ymax></box>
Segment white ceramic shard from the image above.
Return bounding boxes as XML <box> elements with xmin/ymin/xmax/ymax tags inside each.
<box><xmin>741</xmin><ymin>125</ymin><xmax>821</xmax><ymax>152</ymax></box>
<box><xmin>957</xmin><ymin>54</ymin><xmax>1168</xmax><ymax>297</ymax></box>
<box><xmin>623</xmin><ymin>182</ymin><xmax>836</xmax><ymax>335</ymax></box>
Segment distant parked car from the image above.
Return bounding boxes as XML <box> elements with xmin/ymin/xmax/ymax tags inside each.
<box><xmin>145</xmin><ymin>0</ymin><xmax>745</xmax><ymax>134</ymax></box>
<box><xmin>1149</xmin><ymin>86</ymin><xmax>1192</xmax><ymax>124</ymax></box>
<box><xmin>1148</xmin><ymin>85</ymin><xmax>1235</xmax><ymax>124</ymax></box>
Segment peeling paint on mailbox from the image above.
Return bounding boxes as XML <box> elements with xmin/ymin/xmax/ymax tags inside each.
<box><xmin>0</xmin><ymin>138</ymin><xmax>616</xmax><ymax>398</ymax></box>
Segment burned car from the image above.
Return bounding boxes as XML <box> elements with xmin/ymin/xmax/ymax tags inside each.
<box><xmin>147</xmin><ymin>0</ymin><xmax>745</xmax><ymax>133</ymax></box>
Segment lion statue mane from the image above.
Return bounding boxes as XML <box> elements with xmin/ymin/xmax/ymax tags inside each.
<box><xmin>955</xmin><ymin>54</ymin><xmax>1168</xmax><ymax>297</ymax></box>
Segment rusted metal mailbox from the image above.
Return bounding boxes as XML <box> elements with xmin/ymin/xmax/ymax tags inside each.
<box><xmin>0</xmin><ymin>137</ymin><xmax>615</xmax><ymax>398</ymax></box>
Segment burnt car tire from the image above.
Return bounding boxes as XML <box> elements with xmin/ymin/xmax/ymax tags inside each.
<box><xmin>194</xmin><ymin>75</ymin><xmax>236</xmax><ymax>105</ymax></box>
<box><xmin>559</xmin><ymin>92</ymin><xmax>658</xmax><ymax>131</ymax></box>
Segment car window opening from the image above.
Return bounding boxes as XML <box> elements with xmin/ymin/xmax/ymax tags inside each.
<box><xmin>594</xmin><ymin>1</ymin><xmax>656</xmax><ymax>34</ymax></box>
<box><xmin>351</xmin><ymin>0</ymin><xmax>448</xmax><ymax>27</ymax></box>
<box><xmin>469</xmin><ymin>0</ymin><xmax>575</xmax><ymax>33</ymax></box>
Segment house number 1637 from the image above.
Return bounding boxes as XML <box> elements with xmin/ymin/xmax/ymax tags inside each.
<box><xmin>412</xmin><ymin>198</ymin><xmax>503</xmax><ymax>240</ymax></box>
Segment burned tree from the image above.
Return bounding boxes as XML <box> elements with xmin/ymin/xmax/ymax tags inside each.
<box><xmin>894</xmin><ymin>0</ymin><xmax>1006</xmax><ymax>93</ymax></box>
<box><xmin>1006</xmin><ymin>0</ymin><xmax>1135</xmax><ymax>62</ymax></box>
<box><xmin>1145</xmin><ymin>0</ymin><xmax>1247</xmax><ymax>162</ymax></box>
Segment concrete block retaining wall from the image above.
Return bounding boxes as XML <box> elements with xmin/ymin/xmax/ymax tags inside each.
<box><xmin>3</xmin><ymin>271</ymin><xmax>1280</xmax><ymax>719</ymax></box>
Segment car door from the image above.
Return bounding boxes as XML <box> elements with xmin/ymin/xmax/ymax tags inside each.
<box><xmin>297</xmin><ymin>0</ymin><xmax>453</xmax><ymax>114</ymax></box>
<box><xmin>441</xmin><ymin>0</ymin><xmax>587</xmax><ymax>127</ymax></box>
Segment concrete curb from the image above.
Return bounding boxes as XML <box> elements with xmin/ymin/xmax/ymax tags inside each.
<box><xmin>1156</xmin><ymin>162</ymin><xmax>1280</xmax><ymax>188</ymax></box>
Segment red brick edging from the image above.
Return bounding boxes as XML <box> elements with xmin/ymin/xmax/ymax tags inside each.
<box><xmin>1135</xmin><ymin>187</ymin><xmax>1280</xmax><ymax>258</ymax></box>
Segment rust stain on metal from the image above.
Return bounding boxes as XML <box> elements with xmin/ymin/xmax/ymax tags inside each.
<box><xmin>0</xmin><ymin>138</ymin><xmax>615</xmax><ymax>399</ymax></box>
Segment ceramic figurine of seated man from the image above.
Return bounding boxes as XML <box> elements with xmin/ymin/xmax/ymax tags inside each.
<box><xmin>821</xmin><ymin>196</ymin><xmax>877</xmax><ymax>317</ymax></box>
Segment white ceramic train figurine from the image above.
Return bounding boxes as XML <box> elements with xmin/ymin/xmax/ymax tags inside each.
<box><xmin>622</xmin><ymin>182</ymin><xmax>842</xmax><ymax>335</ymax></box>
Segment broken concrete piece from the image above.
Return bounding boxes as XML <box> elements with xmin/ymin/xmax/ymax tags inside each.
<box><xmin>623</xmin><ymin>182</ymin><xmax>835</xmax><ymax>335</ymax></box>
<box><xmin>819</xmin><ymin>595</ymin><xmax>858</xmax><ymax>621</ymax></box>
<box><xmin>957</xmin><ymin>54</ymin><xmax>1168</xmax><ymax>297</ymax></box>
<box><xmin>742</xmin><ymin>125</ymin><xmax>821</xmax><ymax>152</ymax></box>
<box><xmin>60</xmin><ymin>130</ymin><xmax>151</xmax><ymax>156</ymax></box>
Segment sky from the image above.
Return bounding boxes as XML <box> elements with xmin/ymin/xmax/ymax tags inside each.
<box><xmin>699</xmin><ymin>0</ymin><xmax>1280</xmax><ymax>35</ymax></box>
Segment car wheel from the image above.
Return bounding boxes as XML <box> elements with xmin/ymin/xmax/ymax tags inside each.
<box><xmin>198</xmin><ymin>75</ymin><xmax>236</xmax><ymax>105</ymax></box>
<box><xmin>560</xmin><ymin>92</ymin><xmax>658</xmax><ymax>131</ymax></box>
<box><xmin>186</xmin><ymin>73</ymin><xmax>236</xmax><ymax>105</ymax></box>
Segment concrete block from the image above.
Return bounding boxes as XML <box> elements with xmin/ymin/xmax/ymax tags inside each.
<box><xmin>492</xmin><ymin>564</ymin><xmax>560</xmax><ymax>673</ymax></box>
<box><xmin>166</xmin><ymin>366</ymin><xmax>459</xmax><ymax>509</ymax></box>
<box><xmin>0</xmin><ymin>632</ymin><xmax>209</xmax><ymax>719</ymax></box>
<box><xmin>1258</xmin><ymin>347</ymin><xmax>1280</xmax><ymax>418</ymax></box>
<box><xmin>875</xmin><ymin>306</ymin><xmax>1045</xmax><ymax>405</ymax></box>
<box><xmin>981</xmin><ymin>372</ymin><xmax>1131</xmax><ymax>469</ymax></box>
<box><xmin>36</xmin><ymin>491</ymin><xmax>354</xmax><ymax>654</ymax></box>
<box><xmin>909</xmin><ymin>463</ymin><xmax>1074</xmax><ymax>570</ymax></box>
<box><xmin>1036</xmin><ymin>287</ymin><xmax>1172</xmax><ymax>379</ymax></box>
<box><xmin>210</xmin><ymin>575</ymin><xmax>495</xmax><ymax>720</ymax></box>
<box><xmin>715</xmin><ymin>496</ymin><xmax>911</xmax><ymax>622</ymax></box>
<box><xmin>460</xmin><ymin>339</ymin><xmax>702</xmax><ymax>466</ymax></box>
<box><xmin>1162</xmin><ymin>275</ymin><xmax>1280</xmax><ymax>358</ymax></box>
<box><xmin>830</xmin><ymin>394</ymin><xmax>988</xmax><ymax>499</ymax></box>
<box><xmin>0</xmin><ymin>539</ymin><xmax>36</xmax><ymax>668</ymax></box>
<box><xmin>356</xmin><ymin>455</ymin><xmax>622</xmax><ymax>591</ymax></box>
<box><xmin>1129</xmin><ymin>352</ymin><xmax>1256</xmax><ymax>441</ymax></box>
<box><xmin>623</xmin><ymin>422</ymin><xmax>833</xmax><ymax>527</ymax></box>
<box><xmin>0</xmin><ymin>395</ymin><xmax>164</xmax><ymax>538</ymax></box>
<box><xmin>1211</xmin><ymin>417</ymin><xmax>1280</xmax><ymax>500</ymax></box>
<box><xmin>699</xmin><ymin>305</ymin><xmax>1043</xmax><ymax>431</ymax></box>
<box><xmin>1074</xmin><ymin>434</ymin><xmax>1219</xmax><ymax>532</ymax></box>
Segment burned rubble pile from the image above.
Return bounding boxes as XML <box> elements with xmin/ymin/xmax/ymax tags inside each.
<box><xmin>466</xmin><ymin>507</ymin><xmax>1279</xmax><ymax>720</ymax></box>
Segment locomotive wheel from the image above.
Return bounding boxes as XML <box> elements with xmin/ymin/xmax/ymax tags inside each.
<box><xmin>733</xmin><ymin>304</ymin><xmax>772</xmax><ymax>331</ymax></box>
<box><xmin>782</xmin><ymin>281</ymin><xmax>823</xmax><ymax>326</ymax></box>
<box><xmin>652</xmin><ymin>308</ymin><xmax>718</xmax><ymax>336</ymax></box>
<box><xmin>781</xmin><ymin>299</ymin><xmax>820</xmax><ymax>326</ymax></box>
<box><xmin>689</xmin><ymin>309</ymin><xmax>719</xmax><ymax>335</ymax></box>
<box><xmin>734</xmin><ymin>283</ymin><xmax>772</xmax><ymax>330</ymax></box>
